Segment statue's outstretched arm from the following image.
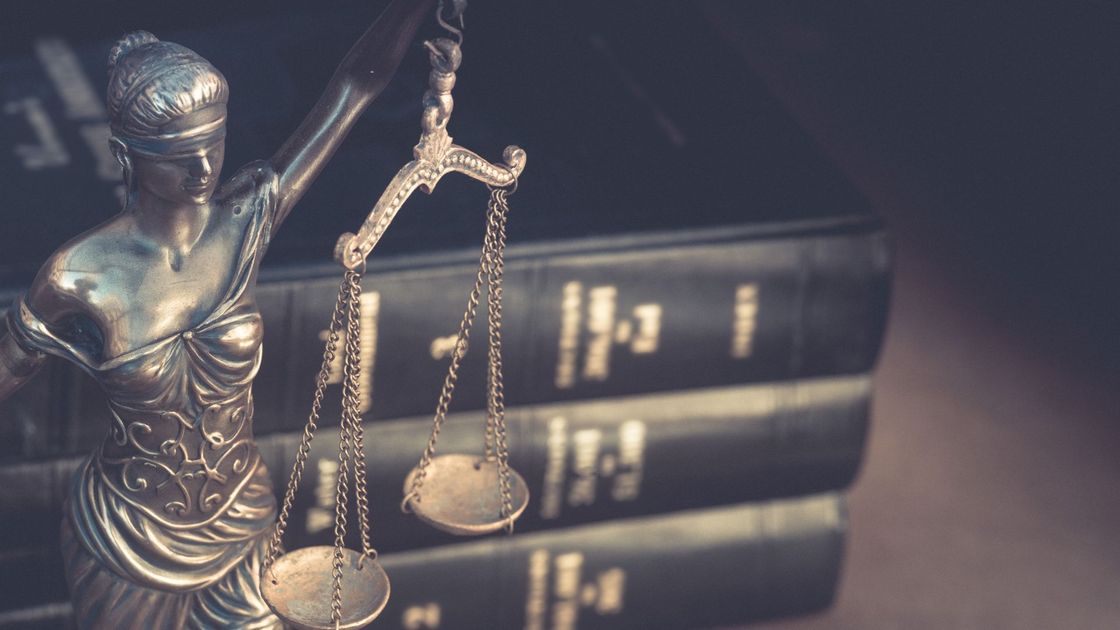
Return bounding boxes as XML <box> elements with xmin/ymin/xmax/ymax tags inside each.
<box><xmin>269</xmin><ymin>0</ymin><xmax>437</xmax><ymax>232</ymax></box>
<box><xmin>0</xmin><ymin>252</ymin><xmax>82</xmax><ymax>403</ymax></box>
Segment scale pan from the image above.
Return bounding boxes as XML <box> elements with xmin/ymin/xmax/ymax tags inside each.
<box><xmin>404</xmin><ymin>454</ymin><xmax>530</xmax><ymax>536</ymax></box>
<box><xmin>261</xmin><ymin>546</ymin><xmax>390</xmax><ymax>630</ymax></box>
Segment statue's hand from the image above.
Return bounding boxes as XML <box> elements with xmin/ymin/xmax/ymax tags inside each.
<box><xmin>270</xmin><ymin>0</ymin><xmax>437</xmax><ymax>233</ymax></box>
<box><xmin>338</xmin><ymin>0</ymin><xmax>438</xmax><ymax>101</ymax></box>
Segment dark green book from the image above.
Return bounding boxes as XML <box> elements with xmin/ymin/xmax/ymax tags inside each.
<box><xmin>0</xmin><ymin>494</ymin><xmax>846</xmax><ymax>629</ymax></box>
<box><xmin>0</xmin><ymin>375</ymin><xmax>868</xmax><ymax>557</ymax></box>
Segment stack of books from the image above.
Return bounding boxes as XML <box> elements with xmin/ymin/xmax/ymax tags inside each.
<box><xmin>0</xmin><ymin>1</ymin><xmax>890</xmax><ymax>627</ymax></box>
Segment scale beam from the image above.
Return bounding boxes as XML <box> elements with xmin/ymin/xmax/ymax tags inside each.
<box><xmin>334</xmin><ymin>37</ymin><xmax>526</xmax><ymax>270</ymax></box>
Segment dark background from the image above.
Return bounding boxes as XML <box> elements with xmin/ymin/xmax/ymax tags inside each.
<box><xmin>711</xmin><ymin>2</ymin><xmax>1120</xmax><ymax>628</ymax></box>
<box><xmin>2</xmin><ymin>1</ymin><xmax>1119</xmax><ymax>628</ymax></box>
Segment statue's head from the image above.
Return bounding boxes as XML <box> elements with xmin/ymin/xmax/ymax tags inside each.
<box><xmin>107</xmin><ymin>31</ymin><xmax>228</xmax><ymax>205</ymax></box>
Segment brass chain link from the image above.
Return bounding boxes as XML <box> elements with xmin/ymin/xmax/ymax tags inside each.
<box><xmin>403</xmin><ymin>183</ymin><xmax>514</xmax><ymax>519</ymax></box>
<box><xmin>260</xmin><ymin>6</ymin><xmax>519</xmax><ymax>625</ymax></box>
<box><xmin>261</xmin><ymin>269</ymin><xmax>375</xmax><ymax>628</ymax></box>
<box><xmin>263</xmin><ymin>276</ymin><xmax>349</xmax><ymax>576</ymax></box>
<box><xmin>401</xmin><ymin>228</ymin><xmax>490</xmax><ymax>508</ymax></box>
<box><xmin>482</xmin><ymin>195</ymin><xmax>502</xmax><ymax>462</ymax></box>
<box><xmin>484</xmin><ymin>187</ymin><xmax>515</xmax><ymax>531</ymax></box>
<box><xmin>329</xmin><ymin>369</ymin><xmax>353</xmax><ymax>627</ymax></box>
<box><xmin>343</xmin><ymin>272</ymin><xmax>376</xmax><ymax>561</ymax></box>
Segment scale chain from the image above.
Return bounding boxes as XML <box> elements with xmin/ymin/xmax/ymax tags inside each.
<box><xmin>344</xmin><ymin>272</ymin><xmax>376</xmax><ymax>560</ymax></box>
<box><xmin>261</xmin><ymin>269</ymin><xmax>377</xmax><ymax>628</ymax></box>
<box><xmin>330</xmin><ymin>393</ymin><xmax>352</xmax><ymax>627</ymax></box>
<box><xmin>328</xmin><ymin>268</ymin><xmax>385</xmax><ymax>626</ymax></box>
<box><xmin>482</xmin><ymin>194</ymin><xmax>502</xmax><ymax>461</ymax></box>
<box><xmin>482</xmin><ymin>194</ymin><xmax>507</xmax><ymax>463</ymax></box>
<box><xmin>402</xmin><ymin>223</ymin><xmax>491</xmax><ymax>505</ymax></box>
<box><xmin>329</xmin><ymin>275</ymin><xmax>360</xmax><ymax>626</ymax></box>
<box><xmin>403</xmin><ymin>182</ymin><xmax>514</xmax><ymax>512</ymax></box>
<box><xmin>484</xmin><ymin>187</ymin><xmax>515</xmax><ymax>531</ymax></box>
<box><xmin>263</xmin><ymin>277</ymin><xmax>349</xmax><ymax>576</ymax></box>
<box><xmin>260</xmin><ymin>2</ymin><xmax>522</xmax><ymax>624</ymax></box>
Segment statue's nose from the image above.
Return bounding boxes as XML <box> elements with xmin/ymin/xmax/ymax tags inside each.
<box><xmin>191</xmin><ymin>155</ymin><xmax>213</xmax><ymax>181</ymax></box>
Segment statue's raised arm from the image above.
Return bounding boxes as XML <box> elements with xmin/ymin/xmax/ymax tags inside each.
<box><xmin>269</xmin><ymin>0</ymin><xmax>437</xmax><ymax>233</ymax></box>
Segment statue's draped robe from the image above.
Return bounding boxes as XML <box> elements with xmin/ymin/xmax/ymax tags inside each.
<box><xmin>8</xmin><ymin>162</ymin><xmax>284</xmax><ymax>629</ymax></box>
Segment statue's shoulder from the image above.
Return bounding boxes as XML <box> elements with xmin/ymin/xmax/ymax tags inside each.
<box><xmin>27</xmin><ymin>216</ymin><xmax>136</xmax><ymax>324</ymax></box>
<box><xmin>217</xmin><ymin>160</ymin><xmax>280</xmax><ymax>212</ymax></box>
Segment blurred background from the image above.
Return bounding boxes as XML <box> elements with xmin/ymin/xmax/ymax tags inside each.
<box><xmin>724</xmin><ymin>3</ymin><xmax>1120</xmax><ymax>628</ymax></box>
<box><xmin>0</xmin><ymin>1</ymin><xmax>1117</xmax><ymax>629</ymax></box>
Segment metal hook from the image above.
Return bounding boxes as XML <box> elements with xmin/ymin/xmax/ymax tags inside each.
<box><xmin>422</xmin><ymin>39</ymin><xmax>449</xmax><ymax>65</ymax></box>
<box><xmin>489</xmin><ymin>163</ymin><xmax>520</xmax><ymax>196</ymax></box>
<box><xmin>437</xmin><ymin>0</ymin><xmax>466</xmax><ymax>44</ymax></box>
<box><xmin>400</xmin><ymin>491</ymin><xmax>419</xmax><ymax>514</ymax></box>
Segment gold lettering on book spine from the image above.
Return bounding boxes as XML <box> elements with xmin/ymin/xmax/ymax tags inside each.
<box><xmin>611</xmin><ymin>420</ymin><xmax>646</xmax><ymax>502</ymax></box>
<box><xmin>401</xmin><ymin>602</ymin><xmax>442</xmax><ymax>629</ymax></box>
<box><xmin>540</xmin><ymin>417</ymin><xmax>568</xmax><ymax>520</ymax></box>
<box><xmin>582</xmin><ymin>286</ymin><xmax>617</xmax><ymax>382</ymax></box>
<box><xmin>555</xmin><ymin>281</ymin><xmax>583</xmax><ymax>389</ymax></box>
<box><xmin>628</xmin><ymin>304</ymin><xmax>661</xmax><ymax>354</ymax></box>
<box><xmin>731</xmin><ymin>282</ymin><xmax>760</xmax><ymax>359</ymax></box>
<box><xmin>524</xmin><ymin>549</ymin><xmax>551</xmax><ymax>630</ymax></box>
<box><xmin>305</xmin><ymin>457</ymin><xmax>340</xmax><ymax>535</ymax></box>
<box><xmin>522</xmin><ymin>547</ymin><xmax>627</xmax><ymax>630</ymax></box>
<box><xmin>567</xmin><ymin>429</ymin><xmax>602</xmax><ymax>508</ymax></box>
<box><xmin>552</xmin><ymin>552</ymin><xmax>585</xmax><ymax>630</ymax></box>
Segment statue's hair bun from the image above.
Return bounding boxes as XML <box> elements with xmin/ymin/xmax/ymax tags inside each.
<box><xmin>108</xmin><ymin>31</ymin><xmax>160</xmax><ymax>70</ymax></box>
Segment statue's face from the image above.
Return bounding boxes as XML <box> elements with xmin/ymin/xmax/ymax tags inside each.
<box><xmin>131</xmin><ymin>104</ymin><xmax>227</xmax><ymax>206</ymax></box>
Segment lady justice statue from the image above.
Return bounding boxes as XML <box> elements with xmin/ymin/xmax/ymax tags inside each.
<box><xmin>0</xmin><ymin>0</ymin><xmax>437</xmax><ymax>626</ymax></box>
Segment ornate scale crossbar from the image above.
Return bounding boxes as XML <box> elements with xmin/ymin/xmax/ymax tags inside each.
<box><xmin>260</xmin><ymin>4</ymin><xmax>528</xmax><ymax>629</ymax></box>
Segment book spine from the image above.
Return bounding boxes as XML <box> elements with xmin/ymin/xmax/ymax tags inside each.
<box><xmin>278</xmin><ymin>226</ymin><xmax>889</xmax><ymax>437</ymax></box>
<box><xmin>0</xmin><ymin>603</ymin><xmax>73</xmax><ymax>630</ymax></box>
<box><xmin>0</xmin><ymin>495</ymin><xmax>846</xmax><ymax>628</ymax></box>
<box><xmin>0</xmin><ymin>375</ymin><xmax>868</xmax><ymax>556</ymax></box>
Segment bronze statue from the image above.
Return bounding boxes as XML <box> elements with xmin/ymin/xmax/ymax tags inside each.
<box><xmin>0</xmin><ymin>0</ymin><xmax>435</xmax><ymax>626</ymax></box>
